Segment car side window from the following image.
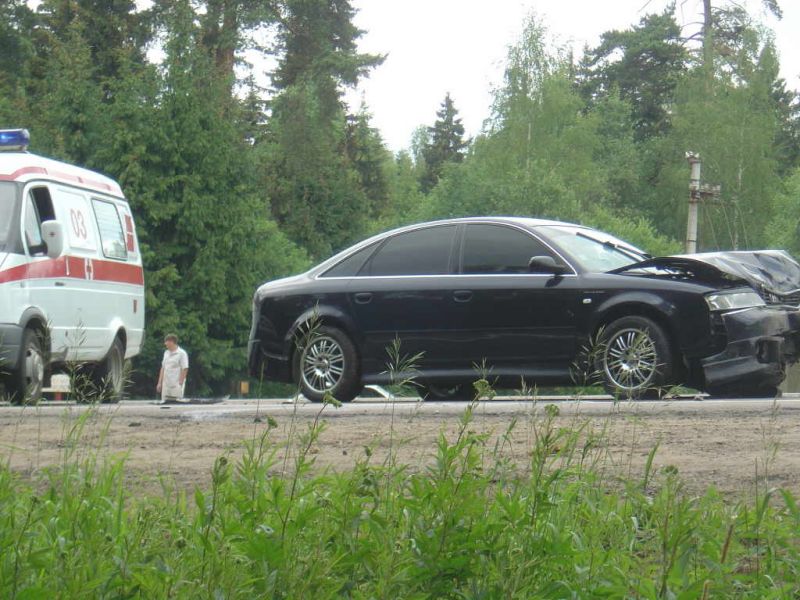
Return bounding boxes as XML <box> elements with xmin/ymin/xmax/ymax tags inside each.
<box><xmin>462</xmin><ymin>224</ymin><xmax>556</xmax><ymax>274</ymax></box>
<box><xmin>92</xmin><ymin>199</ymin><xmax>128</xmax><ymax>260</ymax></box>
<box><xmin>23</xmin><ymin>194</ymin><xmax>43</xmax><ymax>250</ymax></box>
<box><xmin>365</xmin><ymin>225</ymin><xmax>457</xmax><ymax>276</ymax></box>
<box><xmin>23</xmin><ymin>187</ymin><xmax>56</xmax><ymax>255</ymax></box>
<box><xmin>321</xmin><ymin>242</ymin><xmax>378</xmax><ymax>277</ymax></box>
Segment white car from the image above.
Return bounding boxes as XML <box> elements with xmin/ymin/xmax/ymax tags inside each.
<box><xmin>0</xmin><ymin>129</ymin><xmax>144</xmax><ymax>403</ymax></box>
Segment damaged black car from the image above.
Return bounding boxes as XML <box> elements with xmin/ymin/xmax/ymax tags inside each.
<box><xmin>248</xmin><ymin>217</ymin><xmax>800</xmax><ymax>401</ymax></box>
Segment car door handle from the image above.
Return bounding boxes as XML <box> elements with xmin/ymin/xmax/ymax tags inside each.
<box><xmin>54</xmin><ymin>281</ymin><xmax>65</xmax><ymax>287</ymax></box>
<box><xmin>453</xmin><ymin>290</ymin><xmax>473</xmax><ymax>303</ymax></box>
<box><xmin>354</xmin><ymin>292</ymin><xmax>373</xmax><ymax>304</ymax></box>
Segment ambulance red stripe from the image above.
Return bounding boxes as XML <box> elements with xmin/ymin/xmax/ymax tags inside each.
<box><xmin>0</xmin><ymin>256</ymin><xmax>144</xmax><ymax>286</ymax></box>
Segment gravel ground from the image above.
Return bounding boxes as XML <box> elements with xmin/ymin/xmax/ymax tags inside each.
<box><xmin>2</xmin><ymin>396</ymin><xmax>800</xmax><ymax>499</ymax></box>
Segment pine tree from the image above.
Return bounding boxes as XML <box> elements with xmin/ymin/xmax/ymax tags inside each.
<box><xmin>420</xmin><ymin>93</ymin><xmax>469</xmax><ymax>193</ymax></box>
<box><xmin>272</xmin><ymin>0</ymin><xmax>382</xmax><ymax>108</ymax></box>
<box><xmin>345</xmin><ymin>103</ymin><xmax>392</xmax><ymax>222</ymax></box>
<box><xmin>0</xmin><ymin>1</ymin><xmax>35</xmax><ymax>122</ymax></box>
<box><xmin>195</xmin><ymin>0</ymin><xmax>273</xmax><ymax>89</ymax></box>
<box><xmin>576</xmin><ymin>8</ymin><xmax>688</xmax><ymax>141</ymax></box>
<box><xmin>36</xmin><ymin>0</ymin><xmax>151</xmax><ymax>84</ymax></box>
<box><xmin>263</xmin><ymin>0</ymin><xmax>384</xmax><ymax>258</ymax></box>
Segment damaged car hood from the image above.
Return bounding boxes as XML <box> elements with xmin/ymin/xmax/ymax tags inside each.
<box><xmin>613</xmin><ymin>250</ymin><xmax>800</xmax><ymax>297</ymax></box>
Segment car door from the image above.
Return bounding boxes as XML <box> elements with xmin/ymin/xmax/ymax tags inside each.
<box><xmin>448</xmin><ymin>222</ymin><xmax>582</xmax><ymax>376</ymax></box>
<box><xmin>346</xmin><ymin>224</ymin><xmax>461</xmax><ymax>375</ymax></box>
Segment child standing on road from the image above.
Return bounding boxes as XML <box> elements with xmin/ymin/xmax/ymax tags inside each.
<box><xmin>157</xmin><ymin>334</ymin><xmax>189</xmax><ymax>403</ymax></box>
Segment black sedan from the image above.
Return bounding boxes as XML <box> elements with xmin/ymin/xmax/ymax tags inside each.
<box><xmin>248</xmin><ymin>217</ymin><xmax>800</xmax><ymax>400</ymax></box>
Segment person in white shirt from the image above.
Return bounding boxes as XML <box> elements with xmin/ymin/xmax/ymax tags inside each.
<box><xmin>156</xmin><ymin>334</ymin><xmax>189</xmax><ymax>403</ymax></box>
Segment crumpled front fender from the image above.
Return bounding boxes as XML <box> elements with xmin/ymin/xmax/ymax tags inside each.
<box><xmin>701</xmin><ymin>306</ymin><xmax>800</xmax><ymax>389</ymax></box>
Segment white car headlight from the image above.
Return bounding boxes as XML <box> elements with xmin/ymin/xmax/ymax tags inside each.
<box><xmin>705</xmin><ymin>290</ymin><xmax>765</xmax><ymax>311</ymax></box>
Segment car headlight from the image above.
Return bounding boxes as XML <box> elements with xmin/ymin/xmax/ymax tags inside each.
<box><xmin>705</xmin><ymin>290</ymin><xmax>765</xmax><ymax>311</ymax></box>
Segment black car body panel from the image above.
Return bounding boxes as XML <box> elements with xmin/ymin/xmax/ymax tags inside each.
<box><xmin>248</xmin><ymin>217</ymin><xmax>800</xmax><ymax>397</ymax></box>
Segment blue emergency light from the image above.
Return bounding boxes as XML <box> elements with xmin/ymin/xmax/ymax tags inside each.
<box><xmin>0</xmin><ymin>129</ymin><xmax>30</xmax><ymax>152</ymax></box>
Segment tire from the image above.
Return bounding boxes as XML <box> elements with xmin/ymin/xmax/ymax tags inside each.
<box><xmin>90</xmin><ymin>337</ymin><xmax>126</xmax><ymax>403</ymax></box>
<box><xmin>595</xmin><ymin>316</ymin><xmax>674</xmax><ymax>399</ymax></box>
<box><xmin>6</xmin><ymin>328</ymin><xmax>46</xmax><ymax>405</ymax></box>
<box><xmin>416</xmin><ymin>382</ymin><xmax>474</xmax><ymax>401</ymax></box>
<box><xmin>293</xmin><ymin>326</ymin><xmax>360</xmax><ymax>402</ymax></box>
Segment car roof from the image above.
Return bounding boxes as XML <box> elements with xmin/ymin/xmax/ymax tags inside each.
<box><xmin>312</xmin><ymin>216</ymin><xmax>591</xmax><ymax>275</ymax></box>
<box><xmin>0</xmin><ymin>151</ymin><xmax>124</xmax><ymax>198</ymax></box>
<box><xmin>412</xmin><ymin>216</ymin><xmax>581</xmax><ymax>229</ymax></box>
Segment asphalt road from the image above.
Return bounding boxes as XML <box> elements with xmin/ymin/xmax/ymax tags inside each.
<box><xmin>3</xmin><ymin>393</ymin><xmax>799</xmax><ymax>419</ymax></box>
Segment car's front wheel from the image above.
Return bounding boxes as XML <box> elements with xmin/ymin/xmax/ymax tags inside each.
<box><xmin>595</xmin><ymin>316</ymin><xmax>674</xmax><ymax>399</ymax></box>
<box><xmin>293</xmin><ymin>326</ymin><xmax>361</xmax><ymax>402</ymax></box>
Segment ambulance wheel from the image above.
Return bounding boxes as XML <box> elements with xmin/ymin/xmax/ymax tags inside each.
<box><xmin>6</xmin><ymin>328</ymin><xmax>46</xmax><ymax>405</ymax></box>
<box><xmin>92</xmin><ymin>337</ymin><xmax>126</xmax><ymax>402</ymax></box>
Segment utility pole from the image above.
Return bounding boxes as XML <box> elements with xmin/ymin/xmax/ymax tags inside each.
<box><xmin>684</xmin><ymin>152</ymin><xmax>721</xmax><ymax>254</ymax></box>
<box><xmin>685</xmin><ymin>152</ymin><xmax>702</xmax><ymax>254</ymax></box>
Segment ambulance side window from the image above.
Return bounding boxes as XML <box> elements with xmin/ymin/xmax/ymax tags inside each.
<box><xmin>92</xmin><ymin>199</ymin><xmax>128</xmax><ymax>260</ymax></box>
<box><xmin>23</xmin><ymin>187</ymin><xmax>55</xmax><ymax>255</ymax></box>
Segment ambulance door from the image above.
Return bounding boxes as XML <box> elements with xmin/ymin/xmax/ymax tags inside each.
<box><xmin>49</xmin><ymin>186</ymin><xmax>102</xmax><ymax>360</ymax></box>
<box><xmin>88</xmin><ymin>197</ymin><xmax>133</xmax><ymax>358</ymax></box>
<box><xmin>21</xmin><ymin>185</ymin><xmax>82</xmax><ymax>362</ymax></box>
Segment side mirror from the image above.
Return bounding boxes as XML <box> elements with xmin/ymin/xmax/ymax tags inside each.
<box><xmin>528</xmin><ymin>255</ymin><xmax>566</xmax><ymax>275</ymax></box>
<box><xmin>41</xmin><ymin>220</ymin><xmax>64</xmax><ymax>259</ymax></box>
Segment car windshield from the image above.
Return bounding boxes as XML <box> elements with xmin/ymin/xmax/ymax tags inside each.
<box><xmin>538</xmin><ymin>225</ymin><xmax>649</xmax><ymax>272</ymax></box>
<box><xmin>0</xmin><ymin>182</ymin><xmax>19</xmax><ymax>251</ymax></box>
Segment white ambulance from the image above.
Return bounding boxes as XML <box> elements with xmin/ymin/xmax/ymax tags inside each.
<box><xmin>0</xmin><ymin>129</ymin><xmax>144</xmax><ymax>403</ymax></box>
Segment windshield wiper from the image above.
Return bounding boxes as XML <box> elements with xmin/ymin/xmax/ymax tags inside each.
<box><xmin>575</xmin><ymin>231</ymin><xmax>651</xmax><ymax>260</ymax></box>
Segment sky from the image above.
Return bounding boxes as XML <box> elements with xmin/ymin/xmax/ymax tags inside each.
<box><xmin>346</xmin><ymin>0</ymin><xmax>800</xmax><ymax>152</ymax></box>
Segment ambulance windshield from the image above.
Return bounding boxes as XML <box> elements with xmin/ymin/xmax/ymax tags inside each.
<box><xmin>0</xmin><ymin>182</ymin><xmax>19</xmax><ymax>251</ymax></box>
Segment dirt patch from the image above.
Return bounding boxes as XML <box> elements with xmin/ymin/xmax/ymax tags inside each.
<box><xmin>1</xmin><ymin>399</ymin><xmax>799</xmax><ymax>499</ymax></box>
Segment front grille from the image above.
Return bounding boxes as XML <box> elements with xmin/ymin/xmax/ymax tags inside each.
<box><xmin>760</xmin><ymin>289</ymin><xmax>800</xmax><ymax>308</ymax></box>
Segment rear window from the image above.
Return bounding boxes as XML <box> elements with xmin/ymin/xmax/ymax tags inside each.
<box><xmin>365</xmin><ymin>226</ymin><xmax>457</xmax><ymax>276</ymax></box>
<box><xmin>321</xmin><ymin>242</ymin><xmax>378</xmax><ymax>277</ymax></box>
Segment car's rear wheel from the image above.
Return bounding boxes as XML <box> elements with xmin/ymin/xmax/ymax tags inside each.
<box><xmin>294</xmin><ymin>326</ymin><xmax>360</xmax><ymax>402</ymax></box>
<box><xmin>596</xmin><ymin>316</ymin><xmax>673</xmax><ymax>399</ymax></box>
<box><xmin>417</xmin><ymin>382</ymin><xmax>474</xmax><ymax>401</ymax></box>
<box><xmin>5</xmin><ymin>328</ymin><xmax>46</xmax><ymax>405</ymax></box>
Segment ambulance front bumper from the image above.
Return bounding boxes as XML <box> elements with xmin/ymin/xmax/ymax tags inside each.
<box><xmin>0</xmin><ymin>323</ymin><xmax>23</xmax><ymax>372</ymax></box>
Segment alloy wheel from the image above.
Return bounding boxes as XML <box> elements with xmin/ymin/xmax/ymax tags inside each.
<box><xmin>602</xmin><ymin>327</ymin><xmax>658</xmax><ymax>391</ymax></box>
<box><xmin>300</xmin><ymin>335</ymin><xmax>346</xmax><ymax>395</ymax></box>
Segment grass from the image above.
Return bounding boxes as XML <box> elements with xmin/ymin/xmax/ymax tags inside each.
<box><xmin>2</xmin><ymin>394</ymin><xmax>800</xmax><ymax>599</ymax></box>
<box><xmin>2</xmin><ymin>321</ymin><xmax>798</xmax><ymax>597</ymax></box>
